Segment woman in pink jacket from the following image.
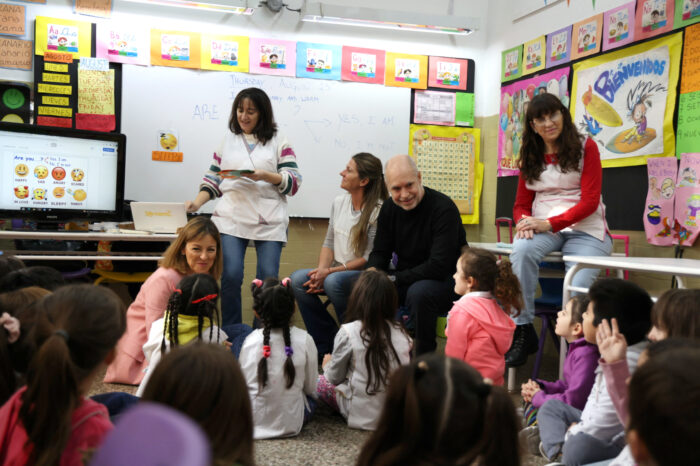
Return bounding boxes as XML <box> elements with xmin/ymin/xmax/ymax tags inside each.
<box><xmin>104</xmin><ymin>217</ymin><xmax>222</xmax><ymax>384</ymax></box>
<box><xmin>445</xmin><ymin>248</ymin><xmax>523</xmax><ymax>385</ymax></box>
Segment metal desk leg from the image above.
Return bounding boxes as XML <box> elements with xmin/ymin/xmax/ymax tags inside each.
<box><xmin>560</xmin><ymin>263</ymin><xmax>583</xmax><ymax>377</ymax></box>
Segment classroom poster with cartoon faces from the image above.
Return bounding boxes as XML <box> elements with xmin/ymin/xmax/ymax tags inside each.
<box><xmin>394</xmin><ymin>59</ymin><xmax>420</xmax><ymax>83</ymax></box>
<box><xmin>635</xmin><ymin>0</ymin><xmax>675</xmax><ymax>39</ymax></box>
<box><xmin>428</xmin><ymin>56</ymin><xmax>468</xmax><ymax>90</ymax></box>
<box><xmin>260</xmin><ymin>44</ymin><xmax>286</xmax><ymax>68</ymax></box>
<box><xmin>546</xmin><ymin>26</ymin><xmax>572</xmax><ymax>68</ymax></box>
<box><xmin>341</xmin><ymin>46</ymin><xmax>385</xmax><ymax>84</ymax></box>
<box><xmin>161</xmin><ymin>34</ymin><xmax>190</xmax><ymax>61</ymax></box>
<box><xmin>96</xmin><ymin>24</ymin><xmax>149</xmax><ymax>66</ymax></box>
<box><xmin>523</xmin><ymin>36</ymin><xmax>545</xmax><ymax>75</ymax></box>
<box><xmin>501</xmin><ymin>46</ymin><xmax>522</xmax><ymax>81</ymax></box>
<box><xmin>498</xmin><ymin>67</ymin><xmax>571</xmax><ymax>176</ymax></box>
<box><xmin>603</xmin><ymin>2</ymin><xmax>635</xmax><ymax>51</ymax></box>
<box><xmin>249</xmin><ymin>38</ymin><xmax>296</xmax><ymax>77</ymax></box>
<box><xmin>674</xmin><ymin>153</ymin><xmax>700</xmax><ymax>245</ymax></box>
<box><xmin>200</xmin><ymin>35</ymin><xmax>248</xmax><ymax>72</ymax></box>
<box><xmin>305</xmin><ymin>49</ymin><xmax>331</xmax><ymax>73</ymax></box>
<box><xmin>35</xmin><ymin>16</ymin><xmax>92</xmax><ymax>59</ymax></box>
<box><xmin>645</xmin><ymin>156</ymin><xmax>677</xmax><ymax>245</ymax></box>
<box><xmin>351</xmin><ymin>53</ymin><xmax>376</xmax><ymax>78</ymax></box>
<box><xmin>210</xmin><ymin>40</ymin><xmax>239</xmax><ymax>66</ymax></box>
<box><xmin>150</xmin><ymin>30</ymin><xmax>201</xmax><ymax>69</ymax></box>
<box><xmin>680</xmin><ymin>0</ymin><xmax>700</xmax><ymax>23</ymax></box>
<box><xmin>47</xmin><ymin>23</ymin><xmax>79</xmax><ymax>53</ymax></box>
<box><xmin>7</xmin><ymin>154</ymin><xmax>88</xmax><ymax>208</ymax></box>
<box><xmin>384</xmin><ymin>52</ymin><xmax>428</xmax><ymax>89</ymax></box>
<box><xmin>571</xmin><ymin>14</ymin><xmax>602</xmax><ymax>59</ymax></box>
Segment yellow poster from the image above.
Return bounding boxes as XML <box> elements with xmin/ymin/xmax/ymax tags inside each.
<box><xmin>35</xmin><ymin>16</ymin><xmax>92</xmax><ymax>59</ymax></box>
<box><xmin>385</xmin><ymin>52</ymin><xmax>428</xmax><ymax>89</ymax></box>
<box><xmin>522</xmin><ymin>35</ymin><xmax>546</xmax><ymax>75</ymax></box>
<box><xmin>78</xmin><ymin>69</ymin><xmax>115</xmax><ymax>115</ymax></box>
<box><xmin>409</xmin><ymin>124</ymin><xmax>483</xmax><ymax>224</ymax></box>
<box><xmin>200</xmin><ymin>34</ymin><xmax>249</xmax><ymax>72</ymax></box>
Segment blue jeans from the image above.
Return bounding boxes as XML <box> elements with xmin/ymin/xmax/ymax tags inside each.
<box><xmin>290</xmin><ymin>268</ymin><xmax>360</xmax><ymax>355</ymax></box>
<box><xmin>220</xmin><ymin>234</ymin><xmax>283</xmax><ymax>327</ymax></box>
<box><xmin>510</xmin><ymin>230</ymin><xmax>612</xmax><ymax>325</ymax></box>
<box><xmin>222</xmin><ymin>323</ymin><xmax>253</xmax><ymax>358</ymax></box>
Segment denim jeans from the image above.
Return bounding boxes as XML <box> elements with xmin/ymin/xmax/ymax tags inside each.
<box><xmin>222</xmin><ymin>323</ymin><xmax>253</xmax><ymax>358</ymax></box>
<box><xmin>290</xmin><ymin>268</ymin><xmax>360</xmax><ymax>355</ymax></box>
<box><xmin>220</xmin><ymin>234</ymin><xmax>283</xmax><ymax>327</ymax></box>
<box><xmin>510</xmin><ymin>230</ymin><xmax>613</xmax><ymax>325</ymax></box>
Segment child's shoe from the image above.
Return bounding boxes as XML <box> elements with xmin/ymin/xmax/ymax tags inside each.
<box><xmin>518</xmin><ymin>425</ymin><xmax>540</xmax><ymax>456</ymax></box>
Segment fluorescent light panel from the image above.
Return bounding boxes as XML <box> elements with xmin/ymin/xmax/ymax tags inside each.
<box><xmin>121</xmin><ymin>0</ymin><xmax>254</xmax><ymax>14</ymax></box>
<box><xmin>301</xmin><ymin>3</ymin><xmax>477</xmax><ymax>36</ymax></box>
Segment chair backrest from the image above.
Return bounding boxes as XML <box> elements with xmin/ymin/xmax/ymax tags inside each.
<box><xmin>495</xmin><ymin>217</ymin><xmax>514</xmax><ymax>244</ymax></box>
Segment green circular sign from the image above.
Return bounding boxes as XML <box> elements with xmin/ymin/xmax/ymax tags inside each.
<box><xmin>2</xmin><ymin>88</ymin><xmax>25</xmax><ymax>110</ymax></box>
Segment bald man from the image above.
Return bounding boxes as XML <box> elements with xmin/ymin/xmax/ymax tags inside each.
<box><xmin>367</xmin><ymin>155</ymin><xmax>467</xmax><ymax>355</ymax></box>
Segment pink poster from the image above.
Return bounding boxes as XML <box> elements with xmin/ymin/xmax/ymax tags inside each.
<box><xmin>248</xmin><ymin>38</ymin><xmax>296</xmax><ymax>77</ymax></box>
<box><xmin>645</xmin><ymin>157</ymin><xmax>678</xmax><ymax>245</ymax></box>
<box><xmin>673</xmin><ymin>153</ymin><xmax>700</xmax><ymax>246</ymax></box>
<box><xmin>498</xmin><ymin>67</ymin><xmax>570</xmax><ymax>177</ymax></box>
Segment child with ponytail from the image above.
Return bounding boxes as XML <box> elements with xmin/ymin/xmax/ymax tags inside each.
<box><xmin>0</xmin><ymin>285</ymin><xmax>126</xmax><ymax>465</ymax></box>
<box><xmin>445</xmin><ymin>247</ymin><xmax>523</xmax><ymax>385</ymax></box>
<box><xmin>357</xmin><ymin>354</ymin><xmax>521</xmax><ymax>466</ymax></box>
<box><xmin>238</xmin><ymin>277</ymin><xmax>318</xmax><ymax>439</ymax></box>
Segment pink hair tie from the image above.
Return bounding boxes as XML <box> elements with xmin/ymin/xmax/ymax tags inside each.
<box><xmin>262</xmin><ymin>345</ymin><xmax>271</xmax><ymax>358</ymax></box>
<box><xmin>281</xmin><ymin>277</ymin><xmax>291</xmax><ymax>287</ymax></box>
<box><xmin>252</xmin><ymin>278</ymin><xmax>263</xmax><ymax>288</ymax></box>
<box><xmin>191</xmin><ymin>293</ymin><xmax>218</xmax><ymax>304</ymax></box>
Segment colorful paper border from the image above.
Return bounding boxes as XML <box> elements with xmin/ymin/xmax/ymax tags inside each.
<box><xmin>341</xmin><ymin>46</ymin><xmax>385</xmax><ymax>84</ymax></box>
<box><xmin>428</xmin><ymin>56</ymin><xmax>468</xmax><ymax>90</ymax></box>
<box><xmin>571</xmin><ymin>13</ymin><xmax>603</xmax><ymax>60</ymax></box>
<box><xmin>501</xmin><ymin>45</ymin><xmax>523</xmax><ymax>82</ymax></box>
<box><xmin>35</xmin><ymin>16</ymin><xmax>92</xmax><ymax>59</ymax></box>
<box><xmin>523</xmin><ymin>36</ymin><xmax>546</xmax><ymax>75</ymax></box>
<box><xmin>546</xmin><ymin>26</ymin><xmax>572</xmax><ymax>68</ymax></box>
<box><xmin>603</xmin><ymin>2</ymin><xmax>636</xmax><ymax>51</ymax></box>
<box><xmin>96</xmin><ymin>23</ymin><xmax>149</xmax><ymax>65</ymax></box>
<box><xmin>150</xmin><ymin>29</ymin><xmax>201</xmax><ymax>69</ymax></box>
<box><xmin>249</xmin><ymin>37</ymin><xmax>296</xmax><ymax>77</ymax></box>
<box><xmin>384</xmin><ymin>52</ymin><xmax>428</xmax><ymax>89</ymax></box>
<box><xmin>635</xmin><ymin>0</ymin><xmax>675</xmax><ymax>39</ymax></box>
<box><xmin>674</xmin><ymin>0</ymin><xmax>700</xmax><ymax>28</ymax></box>
<box><xmin>296</xmin><ymin>42</ymin><xmax>341</xmax><ymax>80</ymax></box>
<box><xmin>201</xmin><ymin>34</ymin><xmax>249</xmax><ymax>72</ymax></box>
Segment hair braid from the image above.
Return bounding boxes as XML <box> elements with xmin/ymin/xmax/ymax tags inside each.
<box><xmin>282</xmin><ymin>323</ymin><xmax>296</xmax><ymax>389</ymax></box>
<box><xmin>257</xmin><ymin>325</ymin><xmax>271</xmax><ymax>391</ymax></box>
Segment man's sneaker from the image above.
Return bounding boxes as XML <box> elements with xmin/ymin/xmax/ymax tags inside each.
<box><xmin>518</xmin><ymin>425</ymin><xmax>540</xmax><ymax>456</ymax></box>
<box><xmin>505</xmin><ymin>323</ymin><xmax>539</xmax><ymax>366</ymax></box>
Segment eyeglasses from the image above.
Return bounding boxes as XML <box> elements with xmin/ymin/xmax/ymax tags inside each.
<box><xmin>532</xmin><ymin>111</ymin><xmax>563</xmax><ymax>126</ymax></box>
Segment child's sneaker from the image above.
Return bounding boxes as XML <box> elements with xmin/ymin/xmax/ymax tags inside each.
<box><xmin>518</xmin><ymin>425</ymin><xmax>540</xmax><ymax>456</ymax></box>
<box><xmin>539</xmin><ymin>441</ymin><xmax>563</xmax><ymax>463</ymax></box>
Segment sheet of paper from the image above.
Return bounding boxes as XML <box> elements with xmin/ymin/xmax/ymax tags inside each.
<box><xmin>75</xmin><ymin>0</ymin><xmax>112</xmax><ymax>18</ymax></box>
<box><xmin>413</xmin><ymin>90</ymin><xmax>455</xmax><ymax>126</ymax></box>
<box><xmin>677</xmin><ymin>91</ymin><xmax>700</xmax><ymax>155</ymax></box>
<box><xmin>78</xmin><ymin>69</ymin><xmax>115</xmax><ymax>115</ymax></box>
<box><xmin>75</xmin><ymin>113</ymin><xmax>115</xmax><ymax>131</ymax></box>
<box><xmin>680</xmin><ymin>23</ymin><xmax>700</xmax><ymax>94</ymax></box>
<box><xmin>0</xmin><ymin>37</ymin><xmax>32</xmax><ymax>70</ymax></box>
<box><xmin>0</xmin><ymin>3</ymin><xmax>25</xmax><ymax>36</ymax></box>
<box><xmin>455</xmin><ymin>92</ymin><xmax>475</xmax><ymax>127</ymax></box>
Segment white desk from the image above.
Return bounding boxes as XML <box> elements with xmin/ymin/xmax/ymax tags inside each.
<box><xmin>0</xmin><ymin>230</ymin><xmax>176</xmax><ymax>261</ymax></box>
<box><xmin>470</xmin><ymin>242</ymin><xmax>563</xmax><ymax>262</ymax></box>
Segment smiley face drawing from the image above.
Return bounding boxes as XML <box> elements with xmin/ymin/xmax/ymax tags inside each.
<box><xmin>73</xmin><ymin>189</ymin><xmax>87</xmax><ymax>201</ymax></box>
<box><xmin>160</xmin><ymin>132</ymin><xmax>178</xmax><ymax>150</ymax></box>
<box><xmin>14</xmin><ymin>186</ymin><xmax>29</xmax><ymax>199</ymax></box>
<box><xmin>71</xmin><ymin>168</ymin><xmax>85</xmax><ymax>182</ymax></box>
<box><xmin>15</xmin><ymin>164</ymin><xmax>28</xmax><ymax>177</ymax></box>
<box><xmin>34</xmin><ymin>165</ymin><xmax>49</xmax><ymax>179</ymax></box>
<box><xmin>53</xmin><ymin>186</ymin><xmax>65</xmax><ymax>198</ymax></box>
<box><xmin>33</xmin><ymin>188</ymin><xmax>46</xmax><ymax>200</ymax></box>
<box><xmin>52</xmin><ymin>166</ymin><xmax>66</xmax><ymax>180</ymax></box>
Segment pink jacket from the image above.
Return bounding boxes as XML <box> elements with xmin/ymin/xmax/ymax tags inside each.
<box><xmin>104</xmin><ymin>267</ymin><xmax>183</xmax><ymax>384</ymax></box>
<box><xmin>0</xmin><ymin>387</ymin><xmax>112</xmax><ymax>465</ymax></box>
<box><xmin>600</xmin><ymin>358</ymin><xmax>630</xmax><ymax>425</ymax></box>
<box><xmin>444</xmin><ymin>292</ymin><xmax>516</xmax><ymax>385</ymax></box>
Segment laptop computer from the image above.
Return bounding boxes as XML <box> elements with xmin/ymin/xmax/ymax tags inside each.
<box><xmin>130</xmin><ymin>202</ymin><xmax>188</xmax><ymax>234</ymax></box>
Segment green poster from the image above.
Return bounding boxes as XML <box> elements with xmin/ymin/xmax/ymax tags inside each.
<box><xmin>455</xmin><ymin>92</ymin><xmax>474</xmax><ymax>127</ymax></box>
<box><xmin>677</xmin><ymin>91</ymin><xmax>700</xmax><ymax>156</ymax></box>
<box><xmin>501</xmin><ymin>45</ymin><xmax>523</xmax><ymax>82</ymax></box>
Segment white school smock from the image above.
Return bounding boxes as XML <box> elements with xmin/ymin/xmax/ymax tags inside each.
<box><xmin>238</xmin><ymin>327</ymin><xmax>318</xmax><ymax>439</ymax></box>
<box><xmin>323</xmin><ymin>320</ymin><xmax>412</xmax><ymax>430</ymax></box>
<box><xmin>321</xmin><ymin>193</ymin><xmax>381</xmax><ymax>265</ymax></box>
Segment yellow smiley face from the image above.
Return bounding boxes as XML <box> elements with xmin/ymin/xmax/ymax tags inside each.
<box><xmin>14</xmin><ymin>186</ymin><xmax>28</xmax><ymax>199</ymax></box>
<box><xmin>33</xmin><ymin>188</ymin><xmax>46</xmax><ymax>200</ymax></box>
<box><xmin>71</xmin><ymin>168</ymin><xmax>85</xmax><ymax>182</ymax></box>
<box><xmin>53</xmin><ymin>187</ymin><xmax>65</xmax><ymax>198</ymax></box>
<box><xmin>15</xmin><ymin>164</ymin><xmax>28</xmax><ymax>177</ymax></box>
<box><xmin>160</xmin><ymin>133</ymin><xmax>178</xmax><ymax>150</ymax></box>
<box><xmin>73</xmin><ymin>189</ymin><xmax>87</xmax><ymax>201</ymax></box>
<box><xmin>34</xmin><ymin>165</ymin><xmax>48</xmax><ymax>179</ymax></box>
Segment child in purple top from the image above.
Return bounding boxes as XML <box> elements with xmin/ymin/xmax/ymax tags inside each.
<box><xmin>520</xmin><ymin>295</ymin><xmax>598</xmax><ymax>430</ymax></box>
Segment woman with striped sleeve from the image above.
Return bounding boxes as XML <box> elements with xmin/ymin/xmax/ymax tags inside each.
<box><xmin>187</xmin><ymin>87</ymin><xmax>302</xmax><ymax>327</ymax></box>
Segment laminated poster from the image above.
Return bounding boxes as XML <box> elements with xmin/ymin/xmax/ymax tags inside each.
<box><xmin>409</xmin><ymin>125</ymin><xmax>483</xmax><ymax>224</ymax></box>
<box><xmin>428</xmin><ymin>56</ymin><xmax>468</xmax><ymax>90</ymax></box>
<box><xmin>385</xmin><ymin>52</ymin><xmax>428</xmax><ymax>89</ymax></box>
<box><xmin>501</xmin><ymin>45</ymin><xmax>522</xmax><ymax>82</ymax></box>
<box><xmin>150</xmin><ymin>30</ymin><xmax>201</xmax><ymax>69</ymax></box>
<box><xmin>341</xmin><ymin>46</ymin><xmax>385</xmax><ymax>84</ymax></box>
<box><xmin>201</xmin><ymin>34</ymin><xmax>249</xmax><ymax>72</ymax></box>
<box><xmin>498</xmin><ymin>67</ymin><xmax>571</xmax><ymax>177</ymax></box>
<box><xmin>645</xmin><ymin>156</ymin><xmax>678</xmax><ymax>245</ymax></box>
<box><xmin>571</xmin><ymin>13</ymin><xmax>603</xmax><ymax>60</ymax></box>
<box><xmin>603</xmin><ymin>2</ymin><xmax>635</xmax><ymax>51</ymax></box>
<box><xmin>523</xmin><ymin>36</ymin><xmax>545</xmax><ymax>75</ymax></box>
<box><xmin>674</xmin><ymin>0</ymin><xmax>700</xmax><ymax>27</ymax></box>
<box><xmin>96</xmin><ymin>23</ymin><xmax>149</xmax><ymax>65</ymax></box>
<box><xmin>673</xmin><ymin>153</ymin><xmax>700</xmax><ymax>245</ymax></box>
<box><xmin>570</xmin><ymin>33</ymin><xmax>682</xmax><ymax>168</ymax></box>
<box><xmin>635</xmin><ymin>0</ymin><xmax>675</xmax><ymax>39</ymax></box>
<box><xmin>546</xmin><ymin>26</ymin><xmax>571</xmax><ymax>69</ymax></box>
<box><xmin>249</xmin><ymin>38</ymin><xmax>296</xmax><ymax>77</ymax></box>
<box><xmin>296</xmin><ymin>42</ymin><xmax>341</xmax><ymax>80</ymax></box>
<box><xmin>35</xmin><ymin>16</ymin><xmax>92</xmax><ymax>59</ymax></box>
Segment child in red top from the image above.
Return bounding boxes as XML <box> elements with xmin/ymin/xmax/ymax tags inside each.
<box><xmin>445</xmin><ymin>248</ymin><xmax>522</xmax><ymax>385</ymax></box>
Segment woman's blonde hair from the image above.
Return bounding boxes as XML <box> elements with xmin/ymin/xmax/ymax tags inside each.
<box><xmin>160</xmin><ymin>217</ymin><xmax>222</xmax><ymax>278</ymax></box>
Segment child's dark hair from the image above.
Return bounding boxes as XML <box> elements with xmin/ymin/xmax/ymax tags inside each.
<box><xmin>568</xmin><ymin>294</ymin><xmax>590</xmax><ymax>326</ymax></box>
<box><xmin>588</xmin><ymin>278</ymin><xmax>652</xmax><ymax>345</ymax></box>
<box><xmin>458</xmin><ymin>247</ymin><xmax>524</xmax><ymax>316</ymax></box>
<box><xmin>162</xmin><ymin>273</ymin><xmax>221</xmax><ymax>354</ymax></box>
<box><xmin>252</xmin><ymin>277</ymin><xmax>295</xmax><ymax>390</ymax></box>
<box><xmin>19</xmin><ymin>284</ymin><xmax>126</xmax><ymax>466</ymax></box>
<box><xmin>357</xmin><ymin>354</ymin><xmax>521</xmax><ymax>466</ymax></box>
<box><xmin>142</xmin><ymin>343</ymin><xmax>254</xmax><ymax>466</ymax></box>
<box><xmin>628</xmin><ymin>341</ymin><xmax>700</xmax><ymax>466</ymax></box>
<box><xmin>0</xmin><ymin>266</ymin><xmax>64</xmax><ymax>293</ymax></box>
<box><xmin>344</xmin><ymin>270</ymin><xmax>408</xmax><ymax>395</ymax></box>
<box><xmin>229</xmin><ymin>87</ymin><xmax>277</xmax><ymax>144</ymax></box>
<box><xmin>0</xmin><ymin>255</ymin><xmax>25</xmax><ymax>280</ymax></box>
<box><xmin>650</xmin><ymin>288</ymin><xmax>700</xmax><ymax>339</ymax></box>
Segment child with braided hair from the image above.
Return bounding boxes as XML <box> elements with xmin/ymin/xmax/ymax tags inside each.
<box><xmin>238</xmin><ymin>277</ymin><xmax>318</xmax><ymax>439</ymax></box>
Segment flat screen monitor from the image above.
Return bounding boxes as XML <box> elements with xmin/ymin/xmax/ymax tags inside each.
<box><xmin>0</xmin><ymin>122</ymin><xmax>126</xmax><ymax>222</ymax></box>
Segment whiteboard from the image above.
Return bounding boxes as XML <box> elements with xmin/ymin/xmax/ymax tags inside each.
<box><xmin>121</xmin><ymin>65</ymin><xmax>410</xmax><ymax>217</ymax></box>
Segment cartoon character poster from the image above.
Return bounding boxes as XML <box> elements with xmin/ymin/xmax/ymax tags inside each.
<box><xmin>635</xmin><ymin>0</ymin><xmax>675</xmax><ymax>39</ymax></box>
<box><xmin>523</xmin><ymin>36</ymin><xmax>545</xmax><ymax>75</ymax></box>
<box><xmin>645</xmin><ymin>156</ymin><xmax>678</xmax><ymax>245</ymax></box>
<box><xmin>201</xmin><ymin>35</ymin><xmax>248</xmax><ymax>72</ymax></box>
<box><xmin>674</xmin><ymin>0</ymin><xmax>700</xmax><ymax>27</ymax></box>
<box><xmin>384</xmin><ymin>52</ymin><xmax>428</xmax><ymax>89</ymax></box>
<box><xmin>96</xmin><ymin>24</ymin><xmax>149</xmax><ymax>65</ymax></box>
<box><xmin>249</xmin><ymin>38</ymin><xmax>296</xmax><ymax>77</ymax></box>
<box><xmin>35</xmin><ymin>16</ymin><xmax>92</xmax><ymax>59</ymax></box>
<box><xmin>47</xmin><ymin>23</ymin><xmax>79</xmax><ymax>53</ymax></box>
<box><xmin>571</xmin><ymin>14</ymin><xmax>603</xmax><ymax>60</ymax></box>
<box><xmin>501</xmin><ymin>45</ymin><xmax>522</xmax><ymax>82</ymax></box>
<box><xmin>260</xmin><ymin>44</ymin><xmax>286</xmax><ymax>68</ymax></box>
<box><xmin>603</xmin><ymin>2</ymin><xmax>635</xmax><ymax>51</ymax></box>
<box><xmin>498</xmin><ymin>67</ymin><xmax>571</xmax><ymax>177</ymax></box>
<box><xmin>428</xmin><ymin>56</ymin><xmax>468</xmax><ymax>90</ymax></box>
<box><xmin>341</xmin><ymin>46</ymin><xmax>385</xmax><ymax>84</ymax></box>
<box><xmin>673</xmin><ymin>153</ymin><xmax>700</xmax><ymax>245</ymax></box>
<box><xmin>570</xmin><ymin>33</ymin><xmax>682</xmax><ymax>168</ymax></box>
<box><xmin>546</xmin><ymin>26</ymin><xmax>572</xmax><ymax>68</ymax></box>
<box><xmin>296</xmin><ymin>42</ymin><xmax>341</xmax><ymax>80</ymax></box>
<box><xmin>150</xmin><ymin>30</ymin><xmax>201</xmax><ymax>69</ymax></box>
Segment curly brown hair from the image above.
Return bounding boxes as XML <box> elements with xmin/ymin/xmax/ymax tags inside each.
<box><xmin>519</xmin><ymin>93</ymin><xmax>584</xmax><ymax>183</ymax></box>
<box><xmin>458</xmin><ymin>247</ymin><xmax>523</xmax><ymax>316</ymax></box>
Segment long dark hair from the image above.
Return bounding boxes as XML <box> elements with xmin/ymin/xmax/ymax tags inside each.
<box><xmin>252</xmin><ymin>277</ymin><xmax>296</xmax><ymax>390</ymax></box>
<box><xmin>650</xmin><ymin>288</ymin><xmax>700</xmax><ymax>339</ymax></box>
<box><xmin>349</xmin><ymin>153</ymin><xmax>389</xmax><ymax>258</ymax></box>
<box><xmin>19</xmin><ymin>285</ymin><xmax>126</xmax><ymax>466</ymax></box>
<box><xmin>458</xmin><ymin>247</ymin><xmax>523</xmax><ymax>316</ymax></box>
<box><xmin>161</xmin><ymin>273</ymin><xmax>222</xmax><ymax>354</ymax></box>
<box><xmin>228</xmin><ymin>87</ymin><xmax>277</xmax><ymax>144</ymax></box>
<box><xmin>519</xmin><ymin>92</ymin><xmax>583</xmax><ymax>183</ymax></box>
<box><xmin>357</xmin><ymin>354</ymin><xmax>521</xmax><ymax>466</ymax></box>
<box><xmin>344</xmin><ymin>270</ymin><xmax>408</xmax><ymax>395</ymax></box>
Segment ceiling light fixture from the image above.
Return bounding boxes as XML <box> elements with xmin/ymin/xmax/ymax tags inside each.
<box><xmin>121</xmin><ymin>0</ymin><xmax>254</xmax><ymax>15</ymax></box>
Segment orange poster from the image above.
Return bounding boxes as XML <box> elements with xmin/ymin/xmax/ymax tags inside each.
<box><xmin>0</xmin><ymin>37</ymin><xmax>32</xmax><ymax>70</ymax></box>
<box><xmin>0</xmin><ymin>3</ymin><xmax>25</xmax><ymax>36</ymax></box>
<box><xmin>680</xmin><ymin>23</ymin><xmax>700</xmax><ymax>94</ymax></box>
